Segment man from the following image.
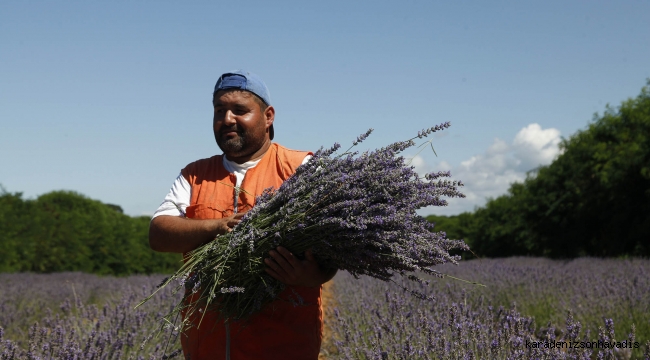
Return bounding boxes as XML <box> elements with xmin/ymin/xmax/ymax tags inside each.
<box><xmin>149</xmin><ymin>70</ymin><xmax>336</xmax><ymax>359</ymax></box>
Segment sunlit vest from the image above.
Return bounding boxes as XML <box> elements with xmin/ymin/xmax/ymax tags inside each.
<box><xmin>180</xmin><ymin>143</ymin><xmax>321</xmax><ymax>360</ymax></box>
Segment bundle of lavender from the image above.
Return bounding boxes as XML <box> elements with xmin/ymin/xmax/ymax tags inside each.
<box><xmin>139</xmin><ymin>122</ymin><xmax>468</xmax><ymax>327</ymax></box>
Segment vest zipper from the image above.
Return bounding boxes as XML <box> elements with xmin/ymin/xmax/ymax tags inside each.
<box><xmin>228</xmin><ymin>172</ymin><xmax>238</xmax><ymax>359</ymax></box>
<box><xmin>225</xmin><ymin>322</ymin><xmax>231</xmax><ymax>360</ymax></box>
<box><xmin>233</xmin><ymin>174</ymin><xmax>240</xmax><ymax>213</ymax></box>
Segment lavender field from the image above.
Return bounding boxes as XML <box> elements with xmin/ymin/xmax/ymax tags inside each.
<box><xmin>325</xmin><ymin>257</ymin><xmax>650</xmax><ymax>359</ymax></box>
<box><xmin>0</xmin><ymin>273</ymin><xmax>183</xmax><ymax>359</ymax></box>
<box><xmin>1</xmin><ymin>258</ymin><xmax>650</xmax><ymax>359</ymax></box>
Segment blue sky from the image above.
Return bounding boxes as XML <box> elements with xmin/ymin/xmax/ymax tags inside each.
<box><xmin>1</xmin><ymin>0</ymin><xmax>649</xmax><ymax>216</ymax></box>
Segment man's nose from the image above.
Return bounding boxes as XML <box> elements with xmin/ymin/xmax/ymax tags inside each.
<box><xmin>224</xmin><ymin>110</ymin><xmax>236</xmax><ymax>125</ymax></box>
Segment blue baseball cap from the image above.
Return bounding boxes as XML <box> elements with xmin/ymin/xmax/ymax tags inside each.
<box><xmin>214</xmin><ymin>70</ymin><xmax>274</xmax><ymax>139</ymax></box>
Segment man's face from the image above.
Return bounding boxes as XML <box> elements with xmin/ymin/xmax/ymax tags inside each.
<box><xmin>213</xmin><ymin>90</ymin><xmax>273</xmax><ymax>159</ymax></box>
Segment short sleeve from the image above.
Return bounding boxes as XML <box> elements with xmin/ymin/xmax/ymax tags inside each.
<box><xmin>151</xmin><ymin>173</ymin><xmax>192</xmax><ymax>219</ymax></box>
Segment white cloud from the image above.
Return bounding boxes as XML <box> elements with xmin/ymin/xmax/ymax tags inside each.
<box><xmin>414</xmin><ymin>123</ymin><xmax>562</xmax><ymax>216</ymax></box>
<box><xmin>512</xmin><ymin>123</ymin><xmax>562</xmax><ymax>171</ymax></box>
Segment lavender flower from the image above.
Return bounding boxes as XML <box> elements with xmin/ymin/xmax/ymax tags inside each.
<box><xmin>0</xmin><ymin>272</ymin><xmax>183</xmax><ymax>359</ymax></box>
<box><xmin>325</xmin><ymin>258</ymin><xmax>650</xmax><ymax>359</ymax></box>
<box><xmin>352</xmin><ymin>128</ymin><xmax>374</xmax><ymax>146</ymax></box>
<box><xmin>3</xmin><ymin>259</ymin><xmax>647</xmax><ymax>359</ymax></box>
<box><xmin>140</xmin><ymin>124</ymin><xmax>468</xmax><ymax>329</ymax></box>
<box><xmin>220</xmin><ymin>287</ymin><xmax>245</xmax><ymax>294</ymax></box>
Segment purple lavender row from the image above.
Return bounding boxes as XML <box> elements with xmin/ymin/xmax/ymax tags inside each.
<box><xmin>325</xmin><ymin>257</ymin><xmax>650</xmax><ymax>359</ymax></box>
<box><xmin>0</xmin><ymin>272</ymin><xmax>182</xmax><ymax>359</ymax></box>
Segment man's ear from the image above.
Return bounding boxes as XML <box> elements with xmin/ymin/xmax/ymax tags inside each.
<box><xmin>264</xmin><ymin>105</ymin><xmax>275</xmax><ymax>128</ymax></box>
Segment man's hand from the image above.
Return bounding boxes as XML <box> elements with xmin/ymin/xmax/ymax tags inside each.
<box><xmin>149</xmin><ymin>212</ymin><xmax>246</xmax><ymax>254</ymax></box>
<box><xmin>215</xmin><ymin>212</ymin><xmax>246</xmax><ymax>234</ymax></box>
<box><xmin>264</xmin><ymin>247</ymin><xmax>337</xmax><ymax>287</ymax></box>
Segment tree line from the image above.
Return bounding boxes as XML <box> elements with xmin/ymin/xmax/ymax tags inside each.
<box><xmin>0</xmin><ymin>189</ymin><xmax>180</xmax><ymax>275</ymax></box>
<box><xmin>1</xmin><ymin>82</ymin><xmax>648</xmax><ymax>275</ymax></box>
<box><xmin>428</xmin><ymin>81</ymin><xmax>650</xmax><ymax>258</ymax></box>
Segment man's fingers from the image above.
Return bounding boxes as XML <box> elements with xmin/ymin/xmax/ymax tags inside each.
<box><xmin>264</xmin><ymin>257</ymin><xmax>291</xmax><ymax>281</ymax></box>
<box><xmin>268</xmin><ymin>249</ymin><xmax>294</xmax><ymax>272</ymax></box>
<box><xmin>276</xmin><ymin>247</ymin><xmax>301</xmax><ymax>268</ymax></box>
<box><xmin>305</xmin><ymin>249</ymin><xmax>316</xmax><ymax>262</ymax></box>
<box><xmin>227</xmin><ymin>219</ymin><xmax>241</xmax><ymax>228</ymax></box>
<box><xmin>264</xmin><ymin>267</ymin><xmax>283</xmax><ymax>282</ymax></box>
<box><xmin>224</xmin><ymin>212</ymin><xmax>246</xmax><ymax>228</ymax></box>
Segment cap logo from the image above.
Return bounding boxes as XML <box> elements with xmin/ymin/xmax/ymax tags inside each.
<box><xmin>219</xmin><ymin>74</ymin><xmax>247</xmax><ymax>90</ymax></box>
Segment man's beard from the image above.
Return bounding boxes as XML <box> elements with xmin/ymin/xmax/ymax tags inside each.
<box><xmin>216</xmin><ymin>131</ymin><xmax>247</xmax><ymax>156</ymax></box>
<box><xmin>215</xmin><ymin>129</ymin><xmax>263</xmax><ymax>158</ymax></box>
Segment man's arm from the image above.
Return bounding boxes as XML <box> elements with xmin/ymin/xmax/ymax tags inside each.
<box><xmin>264</xmin><ymin>247</ymin><xmax>338</xmax><ymax>287</ymax></box>
<box><xmin>149</xmin><ymin>213</ymin><xmax>244</xmax><ymax>253</ymax></box>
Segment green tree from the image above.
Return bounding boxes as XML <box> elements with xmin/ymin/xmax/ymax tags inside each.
<box><xmin>0</xmin><ymin>190</ymin><xmax>35</xmax><ymax>271</ymax></box>
<box><xmin>526</xmin><ymin>81</ymin><xmax>650</xmax><ymax>257</ymax></box>
<box><xmin>465</xmin><ymin>182</ymin><xmax>539</xmax><ymax>256</ymax></box>
<box><xmin>426</xmin><ymin>213</ymin><xmax>472</xmax><ymax>243</ymax></box>
<box><xmin>0</xmin><ymin>188</ymin><xmax>180</xmax><ymax>275</ymax></box>
<box><xmin>466</xmin><ymin>81</ymin><xmax>650</xmax><ymax>257</ymax></box>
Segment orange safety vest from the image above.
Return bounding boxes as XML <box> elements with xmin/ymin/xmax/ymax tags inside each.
<box><xmin>180</xmin><ymin>143</ymin><xmax>321</xmax><ymax>360</ymax></box>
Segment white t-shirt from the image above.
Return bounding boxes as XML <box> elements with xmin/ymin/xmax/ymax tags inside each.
<box><xmin>152</xmin><ymin>154</ymin><xmax>311</xmax><ymax>218</ymax></box>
